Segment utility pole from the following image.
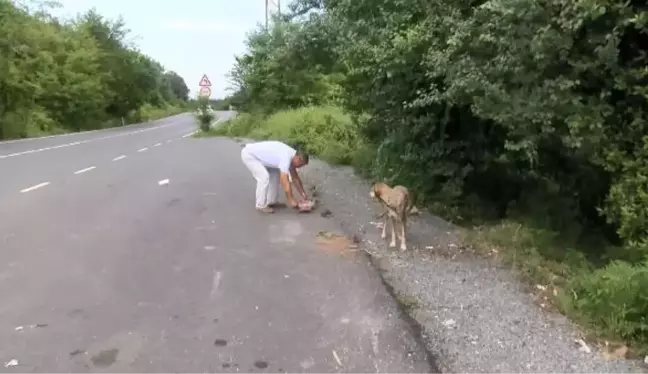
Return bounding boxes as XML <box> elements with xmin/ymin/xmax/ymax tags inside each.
<box><xmin>265</xmin><ymin>0</ymin><xmax>280</xmax><ymax>32</ymax></box>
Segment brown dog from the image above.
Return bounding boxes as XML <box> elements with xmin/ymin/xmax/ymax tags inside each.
<box><xmin>370</xmin><ymin>182</ymin><xmax>411</xmax><ymax>251</ymax></box>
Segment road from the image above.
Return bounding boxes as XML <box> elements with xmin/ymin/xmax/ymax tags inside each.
<box><xmin>0</xmin><ymin>112</ymin><xmax>433</xmax><ymax>372</ymax></box>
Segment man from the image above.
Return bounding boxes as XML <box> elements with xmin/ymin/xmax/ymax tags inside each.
<box><xmin>240</xmin><ymin>140</ymin><xmax>310</xmax><ymax>213</ymax></box>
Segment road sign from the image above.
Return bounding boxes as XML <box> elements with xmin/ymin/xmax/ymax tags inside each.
<box><xmin>199</xmin><ymin>86</ymin><xmax>212</xmax><ymax>98</ymax></box>
<box><xmin>198</xmin><ymin>74</ymin><xmax>212</xmax><ymax>87</ymax></box>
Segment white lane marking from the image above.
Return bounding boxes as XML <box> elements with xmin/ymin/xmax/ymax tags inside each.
<box><xmin>74</xmin><ymin>166</ymin><xmax>96</xmax><ymax>175</ymax></box>
<box><xmin>154</xmin><ymin>143</ymin><xmax>162</xmax><ymax>147</ymax></box>
<box><xmin>0</xmin><ymin>113</ymin><xmax>188</xmax><ymax>145</ymax></box>
<box><xmin>181</xmin><ymin>130</ymin><xmax>198</xmax><ymax>138</ymax></box>
<box><xmin>0</xmin><ymin>123</ymin><xmax>175</xmax><ymax>159</ymax></box>
<box><xmin>332</xmin><ymin>350</ymin><xmax>343</xmax><ymax>367</ymax></box>
<box><xmin>210</xmin><ymin>271</ymin><xmax>222</xmax><ymax>299</ymax></box>
<box><xmin>137</xmin><ymin>147</ymin><xmax>148</xmax><ymax>152</ymax></box>
<box><xmin>166</xmin><ymin>140</ymin><xmax>172</xmax><ymax>143</ymax></box>
<box><xmin>113</xmin><ymin>155</ymin><xmax>126</xmax><ymax>161</ymax></box>
<box><xmin>20</xmin><ymin>182</ymin><xmax>50</xmax><ymax>193</ymax></box>
<box><xmin>158</xmin><ymin>179</ymin><xmax>170</xmax><ymax>186</ymax></box>
<box><xmin>1</xmin><ymin>141</ymin><xmax>80</xmax><ymax>159</ymax></box>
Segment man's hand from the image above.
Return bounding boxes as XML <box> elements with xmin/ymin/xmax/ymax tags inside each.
<box><xmin>290</xmin><ymin>168</ymin><xmax>308</xmax><ymax>201</ymax></box>
<box><xmin>280</xmin><ymin>172</ymin><xmax>299</xmax><ymax>208</ymax></box>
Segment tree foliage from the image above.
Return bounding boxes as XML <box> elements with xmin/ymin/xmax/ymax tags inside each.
<box><xmin>0</xmin><ymin>0</ymin><xmax>189</xmax><ymax>139</ymax></box>
<box><xmin>226</xmin><ymin>0</ymin><xmax>648</xmax><ymax>345</ymax></box>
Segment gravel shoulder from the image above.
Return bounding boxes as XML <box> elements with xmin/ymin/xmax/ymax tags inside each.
<box><xmin>298</xmin><ymin>156</ymin><xmax>647</xmax><ymax>373</ymax></box>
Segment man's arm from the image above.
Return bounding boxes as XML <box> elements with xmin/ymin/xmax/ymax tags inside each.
<box><xmin>280</xmin><ymin>172</ymin><xmax>297</xmax><ymax>207</ymax></box>
<box><xmin>290</xmin><ymin>168</ymin><xmax>308</xmax><ymax>200</ymax></box>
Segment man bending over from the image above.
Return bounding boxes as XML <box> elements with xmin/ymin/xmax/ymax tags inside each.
<box><xmin>240</xmin><ymin>140</ymin><xmax>310</xmax><ymax>213</ymax></box>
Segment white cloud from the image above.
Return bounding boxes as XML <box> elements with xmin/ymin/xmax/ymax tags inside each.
<box><xmin>160</xmin><ymin>19</ymin><xmax>248</xmax><ymax>33</ymax></box>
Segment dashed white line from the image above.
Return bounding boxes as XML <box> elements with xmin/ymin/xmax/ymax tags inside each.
<box><xmin>181</xmin><ymin>131</ymin><xmax>198</xmax><ymax>138</ymax></box>
<box><xmin>20</xmin><ymin>182</ymin><xmax>50</xmax><ymax>193</ymax></box>
<box><xmin>113</xmin><ymin>155</ymin><xmax>126</xmax><ymax>161</ymax></box>
<box><xmin>166</xmin><ymin>140</ymin><xmax>172</xmax><ymax>143</ymax></box>
<box><xmin>0</xmin><ymin>113</ymin><xmax>186</xmax><ymax>145</ymax></box>
<box><xmin>137</xmin><ymin>147</ymin><xmax>148</xmax><ymax>152</ymax></box>
<box><xmin>153</xmin><ymin>142</ymin><xmax>162</xmax><ymax>147</ymax></box>
<box><xmin>74</xmin><ymin>166</ymin><xmax>96</xmax><ymax>175</ymax></box>
<box><xmin>1</xmin><ymin>142</ymin><xmax>80</xmax><ymax>159</ymax></box>
<box><xmin>158</xmin><ymin>179</ymin><xmax>170</xmax><ymax>186</ymax></box>
<box><xmin>0</xmin><ymin>123</ymin><xmax>177</xmax><ymax>159</ymax></box>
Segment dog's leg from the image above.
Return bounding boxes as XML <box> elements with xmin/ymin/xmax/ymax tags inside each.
<box><xmin>389</xmin><ymin>216</ymin><xmax>397</xmax><ymax>248</ymax></box>
<box><xmin>381</xmin><ymin>209</ymin><xmax>388</xmax><ymax>239</ymax></box>
<box><xmin>399</xmin><ymin>216</ymin><xmax>407</xmax><ymax>251</ymax></box>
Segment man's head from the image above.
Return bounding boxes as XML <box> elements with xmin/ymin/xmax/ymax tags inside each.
<box><xmin>291</xmin><ymin>150</ymin><xmax>310</xmax><ymax>169</ymax></box>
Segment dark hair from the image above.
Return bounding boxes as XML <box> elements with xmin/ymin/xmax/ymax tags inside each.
<box><xmin>296</xmin><ymin>150</ymin><xmax>309</xmax><ymax>164</ymax></box>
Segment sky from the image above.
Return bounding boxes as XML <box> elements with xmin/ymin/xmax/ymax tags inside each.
<box><xmin>49</xmin><ymin>0</ymin><xmax>279</xmax><ymax>99</ymax></box>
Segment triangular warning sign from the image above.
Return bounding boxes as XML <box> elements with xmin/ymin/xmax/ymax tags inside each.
<box><xmin>198</xmin><ymin>74</ymin><xmax>212</xmax><ymax>87</ymax></box>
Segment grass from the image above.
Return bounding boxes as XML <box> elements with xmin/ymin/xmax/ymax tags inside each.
<box><xmin>134</xmin><ymin>103</ymin><xmax>186</xmax><ymax>122</ymax></box>
<box><xmin>202</xmin><ymin>105</ymin><xmax>648</xmax><ymax>356</ymax></box>
<box><xmin>445</xmin><ymin>215</ymin><xmax>648</xmax><ymax>355</ymax></box>
<box><xmin>1</xmin><ymin>103</ymin><xmax>186</xmax><ymax>140</ymax></box>
<box><xmin>207</xmin><ymin>106</ymin><xmax>371</xmax><ymax>166</ymax></box>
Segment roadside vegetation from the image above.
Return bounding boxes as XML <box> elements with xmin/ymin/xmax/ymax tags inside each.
<box><xmin>208</xmin><ymin>0</ymin><xmax>648</xmax><ymax>354</ymax></box>
<box><xmin>0</xmin><ymin>0</ymin><xmax>189</xmax><ymax>140</ymax></box>
<box><xmin>194</xmin><ymin>96</ymin><xmax>216</xmax><ymax>133</ymax></box>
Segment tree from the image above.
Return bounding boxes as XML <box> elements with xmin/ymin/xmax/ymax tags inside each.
<box><xmin>0</xmin><ymin>0</ymin><xmax>190</xmax><ymax>139</ymax></box>
<box><xmin>164</xmin><ymin>71</ymin><xmax>190</xmax><ymax>102</ymax></box>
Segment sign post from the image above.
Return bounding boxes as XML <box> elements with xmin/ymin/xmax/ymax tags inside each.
<box><xmin>198</xmin><ymin>74</ymin><xmax>212</xmax><ymax>98</ymax></box>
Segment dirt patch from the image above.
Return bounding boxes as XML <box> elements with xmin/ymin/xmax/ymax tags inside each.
<box><xmin>315</xmin><ymin>231</ymin><xmax>359</xmax><ymax>256</ymax></box>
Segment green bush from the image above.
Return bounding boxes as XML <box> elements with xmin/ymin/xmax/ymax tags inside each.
<box><xmin>197</xmin><ymin>112</ymin><xmax>215</xmax><ymax>132</ymax></box>
<box><xmin>212</xmin><ymin>113</ymin><xmax>264</xmax><ymax>137</ymax></box>
<box><xmin>136</xmin><ymin>103</ymin><xmax>185</xmax><ymax>123</ymax></box>
<box><xmin>210</xmin><ymin>106</ymin><xmax>366</xmax><ymax>165</ymax></box>
<box><xmin>258</xmin><ymin>106</ymin><xmax>361</xmax><ymax>165</ymax></box>
<box><xmin>194</xmin><ymin>96</ymin><xmax>216</xmax><ymax>132</ymax></box>
<box><xmin>558</xmin><ymin>260</ymin><xmax>648</xmax><ymax>346</ymax></box>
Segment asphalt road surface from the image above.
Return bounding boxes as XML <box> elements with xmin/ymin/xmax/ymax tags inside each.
<box><xmin>0</xmin><ymin>112</ymin><xmax>433</xmax><ymax>373</ymax></box>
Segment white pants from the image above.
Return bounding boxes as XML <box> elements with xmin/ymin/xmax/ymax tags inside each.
<box><xmin>241</xmin><ymin>147</ymin><xmax>280</xmax><ymax>208</ymax></box>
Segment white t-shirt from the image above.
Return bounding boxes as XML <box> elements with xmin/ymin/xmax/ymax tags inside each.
<box><xmin>245</xmin><ymin>141</ymin><xmax>297</xmax><ymax>173</ymax></box>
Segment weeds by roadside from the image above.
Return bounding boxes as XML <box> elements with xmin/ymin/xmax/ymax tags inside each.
<box><xmin>135</xmin><ymin>103</ymin><xmax>186</xmax><ymax>123</ymax></box>
<box><xmin>193</xmin><ymin>96</ymin><xmax>216</xmax><ymax>133</ymax></box>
